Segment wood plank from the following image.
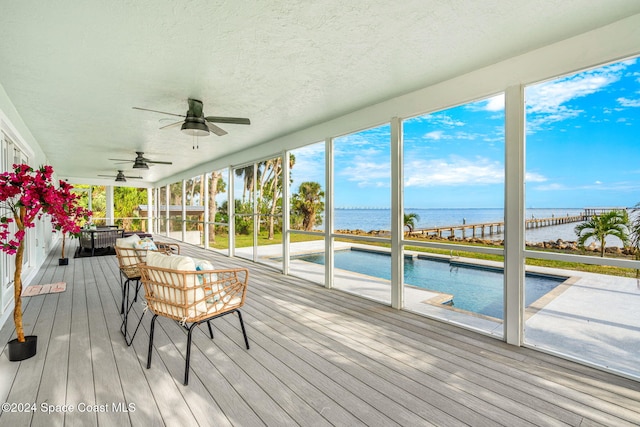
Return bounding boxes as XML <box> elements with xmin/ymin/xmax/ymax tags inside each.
<box><xmin>131</xmin><ymin>310</ymin><xmax>235</xmax><ymax>426</ymax></box>
<box><xmin>190</xmin><ymin>315</ymin><xmax>333</xmax><ymax>427</ymax></box>
<box><xmin>213</xmin><ymin>313</ymin><xmax>370</xmax><ymax>427</ymax></box>
<box><xmin>93</xmin><ymin>254</ymin><xmax>166</xmax><ymax>427</ymax></box>
<box><xmin>252</xmin><ymin>272</ymin><xmax>574</xmax><ymax>425</ymax></box>
<box><xmin>1</xmin><ymin>237</ymin><xmax>639</xmax><ymax>427</ymax></box>
<box><xmin>245</xmin><ymin>286</ymin><xmax>514</xmax><ymax>426</ymax></box>
<box><xmin>1</xmin><ymin>254</ymin><xmax>58</xmax><ymax>426</ymax></box>
<box><xmin>65</xmin><ymin>243</ymin><xmax>98</xmax><ymax>427</ymax></box>
<box><xmin>178</xmin><ymin>242</ymin><xmax>637</xmax><ymax>422</ymax></box>
<box><xmin>0</xmin><ymin>249</ymin><xmax>53</xmax><ymax>427</ymax></box>
<box><xmin>82</xmin><ymin>254</ymin><xmax>130</xmax><ymax>427</ymax></box>
<box><xmin>249</xmin><ymin>260</ymin><xmax>640</xmax><ymax>426</ymax></box>
<box><xmin>32</xmin><ymin>256</ymin><xmax>75</xmax><ymax>427</ymax></box>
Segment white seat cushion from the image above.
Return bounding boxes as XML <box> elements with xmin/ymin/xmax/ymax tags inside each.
<box><xmin>116</xmin><ymin>235</ymin><xmax>145</xmax><ymax>267</ymax></box>
<box><xmin>116</xmin><ymin>234</ymin><xmax>141</xmax><ymax>248</ymax></box>
<box><xmin>145</xmin><ymin>252</ymin><xmax>207</xmax><ymax>318</ymax></box>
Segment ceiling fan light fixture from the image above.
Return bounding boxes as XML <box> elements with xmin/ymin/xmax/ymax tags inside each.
<box><xmin>132</xmin><ymin>160</ymin><xmax>149</xmax><ymax>169</ymax></box>
<box><xmin>181</xmin><ymin>118</ymin><xmax>209</xmax><ymax>137</ymax></box>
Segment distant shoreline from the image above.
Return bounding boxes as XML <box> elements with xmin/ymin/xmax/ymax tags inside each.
<box><xmin>329</xmin><ymin>207</ymin><xmax>634</xmax><ymax>246</ymax></box>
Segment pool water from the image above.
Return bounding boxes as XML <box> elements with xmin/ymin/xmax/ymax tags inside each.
<box><xmin>297</xmin><ymin>249</ymin><xmax>566</xmax><ymax>319</ymax></box>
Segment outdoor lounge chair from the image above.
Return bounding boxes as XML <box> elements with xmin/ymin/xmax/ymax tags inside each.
<box><xmin>115</xmin><ymin>236</ymin><xmax>181</xmax><ymax>345</ymax></box>
<box><xmin>115</xmin><ymin>245</ymin><xmax>151</xmax><ymax>345</ymax></box>
<box><xmin>139</xmin><ymin>251</ymin><xmax>249</xmax><ymax>385</ymax></box>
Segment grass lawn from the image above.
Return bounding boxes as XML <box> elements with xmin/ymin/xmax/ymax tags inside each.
<box><xmin>209</xmin><ymin>231</ymin><xmax>322</xmax><ymax>250</ymax></box>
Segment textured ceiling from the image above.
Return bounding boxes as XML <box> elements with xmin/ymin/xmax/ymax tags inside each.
<box><xmin>1</xmin><ymin>1</ymin><xmax>639</xmax><ymax>185</ymax></box>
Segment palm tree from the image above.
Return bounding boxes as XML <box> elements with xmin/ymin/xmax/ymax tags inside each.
<box><xmin>208</xmin><ymin>171</ymin><xmax>226</xmax><ymax>244</ymax></box>
<box><xmin>291</xmin><ymin>182</ymin><xmax>324</xmax><ymax>231</ymax></box>
<box><xmin>574</xmin><ymin>209</ymin><xmax>630</xmax><ymax>257</ymax></box>
<box><xmin>234</xmin><ymin>165</ymin><xmax>255</xmax><ymax>203</ymax></box>
<box><xmin>629</xmin><ymin>204</ymin><xmax>640</xmax><ymax>277</ymax></box>
<box><xmin>404</xmin><ymin>212</ymin><xmax>420</xmax><ymax>234</ymax></box>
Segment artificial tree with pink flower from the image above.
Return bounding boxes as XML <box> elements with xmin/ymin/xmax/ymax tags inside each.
<box><xmin>50</xmin><ymin>180</ymin><xmax>91</xmax><ymax>261</ymax></box>
<box><xmin>0</xmin><ymin>164</ymin><xmax>89</xmax><ymax>344</ymax></box>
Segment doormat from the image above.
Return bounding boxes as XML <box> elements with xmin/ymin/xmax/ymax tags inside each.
<box><xmin>21</xmin><ymin>282</ymin><xmax>66</xmax><ymax>297</ymax></box>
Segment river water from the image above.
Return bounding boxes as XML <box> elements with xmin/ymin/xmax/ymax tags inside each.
<box><xmin>331</xmin><ymin>208</ymin><xmax>629</xmax><ymax>245</ymax></box>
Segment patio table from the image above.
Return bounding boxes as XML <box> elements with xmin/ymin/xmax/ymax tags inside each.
<box><xmin>79</xmin><ymin>228</ymin><xmax>125</xmax><ymax>256</ymax></box>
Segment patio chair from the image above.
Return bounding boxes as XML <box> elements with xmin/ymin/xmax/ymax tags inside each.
<box><xmin>154</xmin><ymin>241</ymin><xmax>181</xmax><ymax>254</ymax></box>
<box><xmin>115</xmin><ymin>236</ymin><xmax>181</xmax><ymax>345</ymax></box>
<box><xmin>139</xmin><ymin>251</ymin><xmax>249</xmax><ymax>385</ymax></box>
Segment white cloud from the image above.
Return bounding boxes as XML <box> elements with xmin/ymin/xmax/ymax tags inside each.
<box><xmin>404</xmin><ymin>156</ymin><xmax>503</xmax><ymax>187</ymax></box>
<box><xmin>533</xmin><ymin>183</ymin><xmax>567</xmax><ymax>191</ymax></box>
<box><xmin>525</xmin><ymin>172</ymin><xmax>547</xmax><ymax>182</ymax></box>
<box><xmin>481</xmin><ymin>94</ymin><xmax>505</xmax><ymax>112</ymax></box>
<box><xmin>291</xmin><ymin>143</ymin><xmax>324</xmax><ymax>162</ymax></box>
<box><xmin>617</xmin><ymin>97</ymin><xmax>640</xmax><ymax>107</ymax></box>
<box><xmin>420</xmin><ymin>113</ymin><xmax>465</xmax><ymax>127</ymax></box>
<box><xmin>333</xmin><ymin>129</ymin><xmax>390</xmax><ymax>159</ymax></box>
<box><xmin>422</xmin><ymin>130</ymin><xmax>487</xmax><ymax>142</ymax></box>
<box><xmin>424</xmin><ymin>130</ymin><xmax>446</xmax><ymax>140</ymax></box>
<box><xmin>339</xmin><ymin>160</ymin><xmax>390</xmax><ymax>188</ymax></box>
<box><xmin>290</xmin><ymin>144</ymin><xmax>325</xmax><ymax>184</ymax></box>
<box><xmin>525</xmin><ymin>61</ymin><xmax>633</xmax><ymax>131</ymax></box>
<box><xmin>532</xmin><ymin>180</ymin><xmax>640</xmax><ymax>193</ymax></box>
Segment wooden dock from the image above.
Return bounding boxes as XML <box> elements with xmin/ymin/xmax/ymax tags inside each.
<box><xmin>411</xmin><ymin>214</ymin><xmax>586</xmax><ymax>239</ymax></box>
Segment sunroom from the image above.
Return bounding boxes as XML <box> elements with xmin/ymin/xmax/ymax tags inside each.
<box><xmin>1</xmin><ymin>2</ymin><xmax>640</xmax><ymax>426</ymax></box>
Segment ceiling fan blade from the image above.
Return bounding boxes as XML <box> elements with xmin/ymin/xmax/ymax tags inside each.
<box><xmin>206</xmin><ymin>122</ymin><xmax>228</xmax><ymax>136</ymax></box>
<box><xmin>159</xmin><ymin>120</ymin><xmax>183</xmax><ymax>130</ymax></box>
<box><xmin>205</xmin><ymin>116</ymin><xmax>251</xmax><ymax>125</ymax></box>
<box><xmin>146</xmin><ymin>160</ymin><xmax>173</xmax><ymax>165</ymax></box>
<box><xmin>108</xmin><ymin>158</ymin><xmax>135</xmax><ymax>162</ymax></box>
<box><xmin>124</xmin><ymin>176</ymin><xmax>143</xmax><ymax>179</ymax></box>
<box><xmin>97</xmin><ymin>174</ymin><xmax>114</xmax><ymax>177</ymax></box>
<box><xmin>132</xmin><ymin>106</ymin><xmax>186</xmax><ymax>118</ymax></box>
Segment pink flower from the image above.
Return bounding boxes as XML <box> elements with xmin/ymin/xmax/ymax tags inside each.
<box><xmin>0</xmin><ymin>164</ymin><xmax>92</xmax><ymax>255</ymax></box>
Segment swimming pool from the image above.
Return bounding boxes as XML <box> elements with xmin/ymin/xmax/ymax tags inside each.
<box><xmin>296</xmin><ymin>249</ymin><xmax>567</xmax><ymax>319</ymax></box>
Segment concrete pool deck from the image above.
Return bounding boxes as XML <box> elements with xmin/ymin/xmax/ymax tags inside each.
<box><xmin>234</xmin><ymin>241</ymin><xmax>640</xmax><ymax>380</ymax></box>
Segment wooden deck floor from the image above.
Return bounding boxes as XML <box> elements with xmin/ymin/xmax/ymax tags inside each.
<box><xmin>1</xmin><ymin>238</ymin><xmax>639</xmax><ymax>426</ymax></box>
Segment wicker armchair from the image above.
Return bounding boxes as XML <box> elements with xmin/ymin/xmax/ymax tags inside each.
<box><xmin>154</xmin><ymin>241</ymin><xmax>181</xmax><ymax>254</ymax></box>
<box><xmin>139</xmin><ymin>252</ymin><xmax>249</xmax><ymax>385</ymax></box>
<box><xmin>115</xmin><ymin>241</ymin><xmax>180</xmax><ymax>345</ymax></box>
<box><xmin>115</xmin><ymin>245</ymin><xmax>151</xmax><ymax>345</ymax></box>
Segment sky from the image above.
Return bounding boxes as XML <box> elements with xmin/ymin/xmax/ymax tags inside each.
<box><xmin>291</xmin><ymin>57</ymin><xmax>640</xmax><ymax>209</ymax></box>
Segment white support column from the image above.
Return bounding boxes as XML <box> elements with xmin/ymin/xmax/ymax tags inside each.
<box><xmin>282</xmin><ymin>151</ymin><xmax>290</xmax><ymax>275</ymax></box>
<box><xmin>146</xmin><ymin>188</ymin><xmax>152</xmax><ymax>233</ymax></box>
<box><xmin>164</xmin><ymin>186</ymin><xmax>170</xmax><ymax>237</ymax></box>
<box><xmin>153</xmin><ymin>187</ymin><xmax>159</xmax><ymax>234</ymax></box>
<box><xmin>106</xmin><ymin>186</ymin><xmax>114</xmax><ymax>225</ymax></box>
<box><xmin>203</xmin><ymin>174</ymin><xmax>209</xmax><ymax>249</ymax></box>
<box><xmin>228</xmin><ymin>167</ymin><xmax>235</xmax><ymax>257</ymax></box>
<box><xmin>324</xmin><ymin>138</ymin><xmax>334</xmax><ymax>289</ymax></box>
<box><xmin>181</xmin><ymin>180</ymin><xmax>187</xmax><ymax>242</ymax></box>
<box><xmin>504</xmin><ymin>85</ymin><xmax>526</xmax><ymax>346</ymax></box>
<box><xmin>390</xmin><ymin>117</ymin><xmax>403</xmax><ymax>309</ymax></box>
<box><xmin>252</xmin><ymin>163</ymin><xmax>258</xmax><ymax>262</ymax></box>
